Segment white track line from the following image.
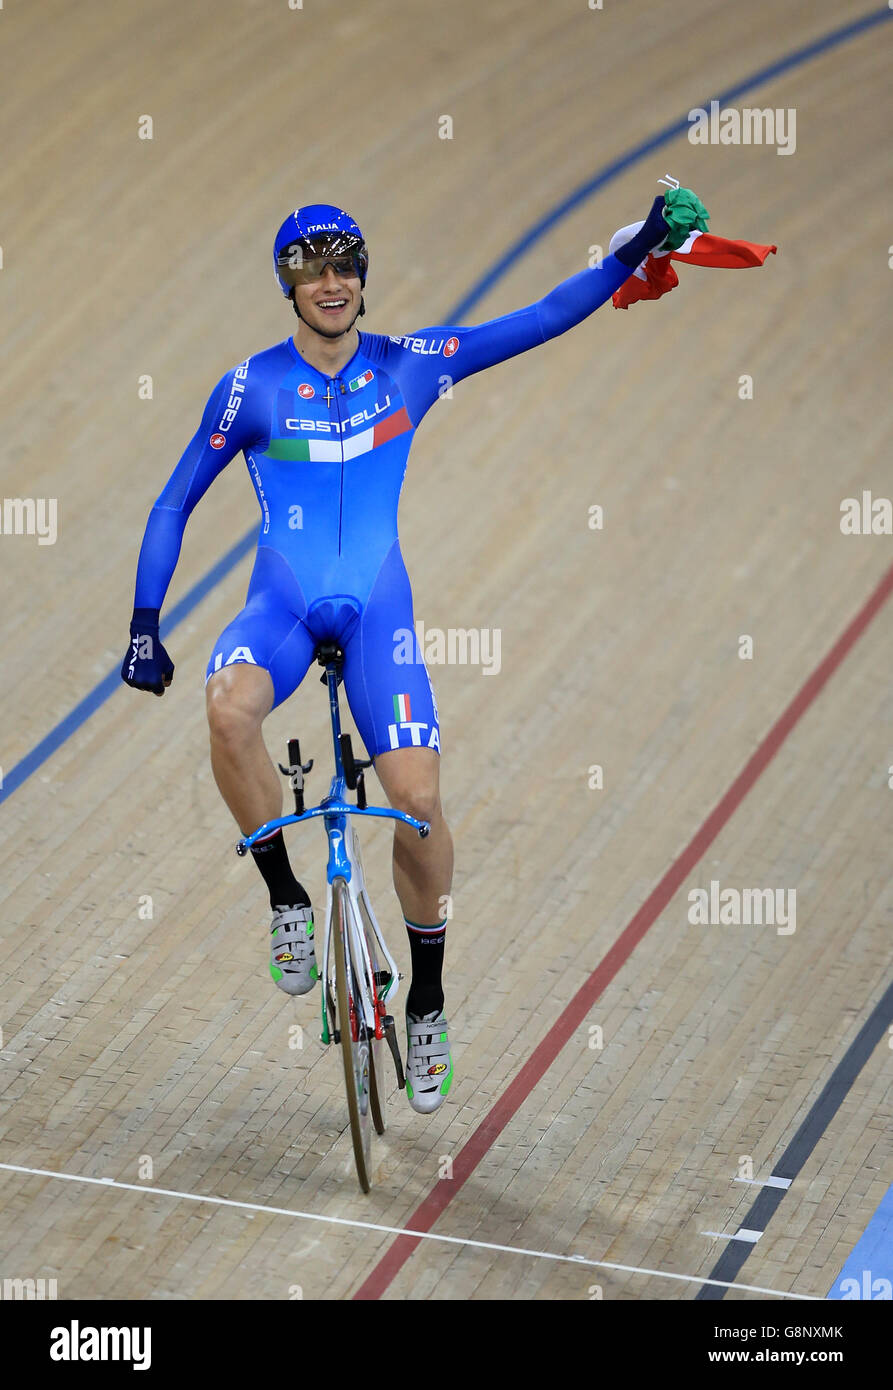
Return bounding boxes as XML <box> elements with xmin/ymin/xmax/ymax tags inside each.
<box><xmin>0</xmin><ymin>1162</ymin><xmax>818</xmax><ymax>1300</ymax></box>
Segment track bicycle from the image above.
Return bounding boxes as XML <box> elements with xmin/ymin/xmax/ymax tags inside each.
<box><xmin>236</xmin><ymin>641</ymin><xmax>429</xmax><ymax>1192</ymax></box>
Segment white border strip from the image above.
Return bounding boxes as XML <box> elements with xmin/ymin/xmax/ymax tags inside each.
<box><xmin>0</xmin><ymin>1161</ymin><xmax>818</xmax><ymax>1300</ymax></box>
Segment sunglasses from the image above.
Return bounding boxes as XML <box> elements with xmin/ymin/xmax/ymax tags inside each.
<box><xmin>277</xmin><ymin>244</ymin><xmax>361</xmax><ymax>287</ymax></box>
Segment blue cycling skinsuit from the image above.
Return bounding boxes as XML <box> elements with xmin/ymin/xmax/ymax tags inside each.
<box><xmin>131</xmin><ymin>253</ymin><xmax>637</xmax><ymax>757</ymax></box>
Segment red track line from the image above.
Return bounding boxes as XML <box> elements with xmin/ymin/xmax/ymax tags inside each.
<box><xmin>353</xmin><ymin>558</ymin><xmax>893</xmax><ymax>1300</ymax></box>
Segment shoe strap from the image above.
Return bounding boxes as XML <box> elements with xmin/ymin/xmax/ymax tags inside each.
<box><xmin>407</xmin><ymin>1017</ymin><xmax>449</xmax><ymax>1061</ymax></box>
<box><xmin>272</xmin><ymin>905</ymin><xmax>312</xmax><ymax>928</ymax></box>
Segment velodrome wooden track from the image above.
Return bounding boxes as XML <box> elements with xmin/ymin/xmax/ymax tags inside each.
<box><xmin>1</xmin><ymin>0</ymin><xmax>891</xmax><ymax>1304</ymax></box>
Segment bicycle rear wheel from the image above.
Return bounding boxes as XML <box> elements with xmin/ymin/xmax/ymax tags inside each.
<box><xmin>332</xmin><ymin>877</ymin><xmax>372</xmax><ymax>1192</ymax></box>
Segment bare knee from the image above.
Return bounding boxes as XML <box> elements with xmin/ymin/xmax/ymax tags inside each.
<box><xmin>206</xmin><ymin>666</ymin><xmax>272</xmax><ymax>748</ymax></box>
<box><xmin>375</xmin><ymin>749</ymin><xmax>444</xmax><ymax>828</ymax></box>
<box><xmin>388</xmin><ymin>781</ymin><xmax>441</xmax><ymax>828</ymax></box>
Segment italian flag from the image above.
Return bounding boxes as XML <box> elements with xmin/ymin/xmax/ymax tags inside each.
<box><xmin>609</xmin><ymin>225</ymin><xmax>777</xmax><ymax>310</ymax></box>
<box><xmin>393</xmin><ymin>692</ymin><xmax>412</xmax><ymax>721</ymax></box>
<box><xmin>266</xmin><ymin>405</ymin><xmax>412</xmax><ymax>462</ymax></box>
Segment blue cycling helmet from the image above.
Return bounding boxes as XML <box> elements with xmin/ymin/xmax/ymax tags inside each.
<box><xmin>273</xmin><ymin>203</ymin><xmax>368</xmax><ymax>296</ymax></box>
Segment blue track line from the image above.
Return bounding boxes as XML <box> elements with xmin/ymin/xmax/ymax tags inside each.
<box><xmin>695</xmin><ymin>979</ymin><xmax>893</xmax><ymax>1299</ymax></box>
<box><xmin>828</xmin><ymin>1183</ymin><xmax>893</xmax><ymax>1299</ymax></box>
<box><xmin>1</xmin><ymin>530</ymin><xmax>256</xmax><ymax>803</ymax></box>
<box><xmin>2</xmin><ymin>5</ymin><xmax>890</xmax><ymax>809</ymax></box>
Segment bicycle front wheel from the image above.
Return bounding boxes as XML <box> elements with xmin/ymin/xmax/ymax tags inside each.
<box><xmin>332</xmin><ymin>877</ymin><xmax>372</xmax><ymax>1192</ymax></box>
<box><xmin>356</xmin><ymin>890</ymin><xmax>388</xmax><ymax>1136</ymax></box>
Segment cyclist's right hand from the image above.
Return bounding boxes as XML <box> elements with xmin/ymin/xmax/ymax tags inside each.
<box><xmin>121</xmin><ymin>608</ymin><xmax>175</xmax><ymax>696</ymax></box>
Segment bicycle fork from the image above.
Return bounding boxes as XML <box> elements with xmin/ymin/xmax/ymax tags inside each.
<box><xmin>318</xmin><ymin>816</ymin><xmax>405</xmax><ymax>1088</ymax></box>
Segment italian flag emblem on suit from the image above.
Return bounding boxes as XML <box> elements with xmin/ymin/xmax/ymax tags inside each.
<box><xmin>393</xmin><ymin>692</ymin><xmax>412</xmax><ymax>721</ymax></box>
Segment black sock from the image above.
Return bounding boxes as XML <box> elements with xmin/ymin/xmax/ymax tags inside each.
<box><xmin>405</xmin><ymin>917</ymin><xmax>447</xmax><ymax>1018</ymax></box>
<box><xmin>250</xmin><ymin>827</ymin><xmax>310</xmax><ymax>910</ymax></box>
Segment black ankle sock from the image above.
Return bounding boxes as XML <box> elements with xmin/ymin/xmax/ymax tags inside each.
<box><xmin>405</xmin><ymin>917</ymin><xmax>447</xmax><ymax>1018</ymax></box>
<box><xmin>250</xmin><ymin>827</ymin><xmax>310</xmax><ymax>910</ymax></box>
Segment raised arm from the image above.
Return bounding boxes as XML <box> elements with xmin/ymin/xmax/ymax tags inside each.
<box><xmin>401</xmin><ymin>196</ymin><xmax>674</xmax><ymax>422</ymax></box>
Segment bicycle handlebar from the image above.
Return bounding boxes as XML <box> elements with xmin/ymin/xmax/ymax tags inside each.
<box><xmin>236</xmin><ymin>800</ymin><xmax>429</xmax><ymax>856</ymax></box>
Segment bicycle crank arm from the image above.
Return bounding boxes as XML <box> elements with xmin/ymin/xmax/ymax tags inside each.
<box><xmin>381</xmin><ymin>1016</ymin><xmax>405</xmax><ymax>1089</ymax></box>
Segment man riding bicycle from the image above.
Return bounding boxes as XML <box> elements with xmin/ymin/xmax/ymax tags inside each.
<box><xmin>121</xmin><ymin>192</ymin><xmax>696</xmax><ymax>1113</ymax></box>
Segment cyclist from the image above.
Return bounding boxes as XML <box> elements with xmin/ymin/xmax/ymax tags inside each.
<box><xmin>121</xmin><ymin>192</ymin><xmax>694</xmax><ymax>1113</ymax></box>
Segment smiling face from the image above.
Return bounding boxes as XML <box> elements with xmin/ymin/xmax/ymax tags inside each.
<box><xmin>292</xmin><ymin>261</ymin><xmax>363</xmax><ymax>339</ymax></box>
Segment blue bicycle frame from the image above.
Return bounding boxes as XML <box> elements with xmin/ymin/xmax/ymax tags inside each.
<box><xmin>237</xmin><ymin>657</ymin><xmax>430</xmax><ymax>874</ymax></box>
<box><xmin>236</xmin><ymin>651</ymin><xmax>430</xmax><ymax>1046</ymax></box>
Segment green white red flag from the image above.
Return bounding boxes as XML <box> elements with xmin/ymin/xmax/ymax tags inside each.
<box><xmin>609</xmin><ymin>226</ymin><xmax>777</xmax><ymax>310</ymax></box>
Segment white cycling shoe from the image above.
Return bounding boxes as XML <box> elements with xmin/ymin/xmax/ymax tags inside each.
<box><xmin>269</xmin><ymin>904</ymin><xmax>318</xmax><ymax>995</ymax></box>
<box><xmin>405</xmin><ymin>1008</ymin><xmax>453</xmax><ymax>1113</ymax></box>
